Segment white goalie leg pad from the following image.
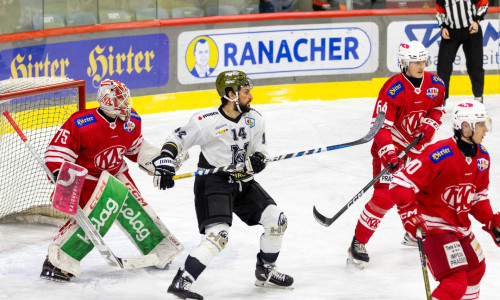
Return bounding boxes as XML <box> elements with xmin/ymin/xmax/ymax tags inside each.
<box><xmin>259</xmin><ymin>205</ymin><xmax>287</xmax><ymax>254</ymax></box>
<box><xmin>189</xmin><ymin>223</ymin><xmax>230</xmax><ymax>267</ymax></box>
<box><xmin>47</xmin><ymin>218</ymin><xmax>82</xmax><ymax>277</ymax></box>
<box><xmin>116</xmin><ymin>173</ymin><xmax>184</xmax><ymax>268</ymax></box>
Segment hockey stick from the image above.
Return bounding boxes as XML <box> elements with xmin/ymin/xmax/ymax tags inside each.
<box><xmin>2</xmin><ymin>110</ymin><xmax>159</xmax><ymax>270</ymax></box>
<box><xmin>313</xmin><ymin>134</ymin><xmax>422</xmax><ymax>227</ymax></box>
<box><xmin>172</xmin><ymin>111</ymin><xmax>386</xmax><ymax>180</ymax></box>
<box><xmin>416</xmin><ymin>227</ymin><xmax>432</xmax><ymax>300</ymax></box>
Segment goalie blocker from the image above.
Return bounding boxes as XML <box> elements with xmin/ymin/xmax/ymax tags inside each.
<box><xmin>46</xmin><ymin>170</ymin><xmax>183</xmax><ymax>278</ymax></box>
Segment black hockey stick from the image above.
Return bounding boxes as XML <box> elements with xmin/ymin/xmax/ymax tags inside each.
<box><xmin>313</xmin><ymin>134</ymin><xmax>422</xmax><ymax>227</ymax></box>
<box><xmin>416</xmin><ymin>227</ymin><xmax>432</xmax><ymax>300</ymax></box>
<box><xmin>173</xmin><ymin>111</ymin><xmax>386</xmax><ymax>180</ymax></box>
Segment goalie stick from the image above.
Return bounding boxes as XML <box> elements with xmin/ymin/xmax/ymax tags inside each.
<box><xmin>313</xmin><ymin>134</ymin><xmax>422</xmax><ymax>227</ymax></box>
<box><xmin>416</xmin><ymin>227</ymin><xmax>432</xmax><ymax>300</ymax></box>
<box><xmin>2</xmin><ymin>110</ymin><xmax>159</xmax><ymax>270</ymax></box>
<box><xmin>172</xmin><ymin>111</ymin><xmax>386</xmax><ymax>180</ymax></box>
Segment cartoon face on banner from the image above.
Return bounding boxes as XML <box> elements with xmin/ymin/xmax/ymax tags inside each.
<box><xmin>185</xmin><ymin>36</ymin><xmax>219</xmax><ymax>78</ymax></box>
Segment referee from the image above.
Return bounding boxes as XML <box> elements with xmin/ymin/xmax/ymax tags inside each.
<box><xmin>436</xmin><ymin>0</ymin><xmax>489</xmax><ymax>104</ymax></box>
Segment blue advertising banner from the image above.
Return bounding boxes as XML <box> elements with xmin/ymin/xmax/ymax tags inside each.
<box><xmin>0</xmin><ymin>34</ymin><xmax>169</xmax><ymax>95</ymax></box>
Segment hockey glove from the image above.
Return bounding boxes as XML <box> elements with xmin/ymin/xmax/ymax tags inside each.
<box><xmin>244</xmin><ymin>152</ymin><xmax>267</xmax><ymax>174</ymax></box>
<box><xmin>413</xmin><ymin>118</ymin><xmax>439</xmax><ymax>152</ymax></box>
<box><xmin>482</xmin><ymin>212</ymin><xmax>500</xmax><ymax>247</ymax></box>
<box><xmin>152</xmin><ymin>153</ymin><xmax>176</xmax><ymax>190</ymax></box>
<box><xmin>398</xmin><ymin>204</ymin><xmax>427</xmax><ymax>239</ymax></box>
<box><xmin>378</xmin><ymin>144</ymin><xmax>401</xmax><ymax>173</ymax></box>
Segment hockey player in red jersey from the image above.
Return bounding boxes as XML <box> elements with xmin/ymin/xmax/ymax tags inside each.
<box><xmin>390</xmin><ymin>100</ymin><xmax>495</xmax><ymax>300</ymax></box>
<box><xmin>40</xmin><ymin>79</ymin><xmax>183</xmax><ymax>281</ymax></box>
<box><xmin>348</xmin><ymin>41</ymin><xmax>446</xmax><ymax>268</ymax></box>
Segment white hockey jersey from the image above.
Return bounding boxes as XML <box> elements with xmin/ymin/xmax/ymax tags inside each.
<box><xmin>164</xmin><ymin>106</ymin><xmax>268</xmax><ymax>172</ymax></box>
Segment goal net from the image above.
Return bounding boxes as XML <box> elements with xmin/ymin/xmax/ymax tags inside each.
<box><xmin>0</xmin><ymin>77</ymin><xmax>86</xmax><ymax>226</ymax></box>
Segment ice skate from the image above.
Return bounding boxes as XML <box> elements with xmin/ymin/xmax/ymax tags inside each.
<box><xmin>255</xmin><ymin>253</ymin><xmax>294</xmax><ymax>289</ymax></box>
<box><xmin>347</xmin><ymin>236</ymin><xmax>369</xmax><ymax>269</ymax></box>
<box><xmin>167</xmin><ymin>268</ymin><xmax>203</xmax><ymax>300</ymax></box>
<box><xmin>40</xmin><ymin>256</ymin><xmax>74</xmax><ymax>282</ymax></box>
<box><xmin>401</xmin><ymin>232</ymin><xmax>418</xmax><ymax>247</ymax></box>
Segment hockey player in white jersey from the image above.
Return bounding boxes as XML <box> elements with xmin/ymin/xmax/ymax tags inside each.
<box><xmin>152</xmin><ymin>70</ymin><xmax>293</xmax><ymax>299</ymax></box>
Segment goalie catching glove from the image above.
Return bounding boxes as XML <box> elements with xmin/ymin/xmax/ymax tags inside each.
<box><xmin>153</xmin><ymin>153</ymin><xmax>176</xmax><ymax>190</ymax></box>
<box><xmin>482</xmin><ymin>212</ymin><xmax>500</xmax><ymax>247</ymax></box>
<box><xmin>244</xmin><ymin>152</ymin><xmax>267</xmax><ymax>174</ymax></box>
<box><xmin>398</xmin><ymin>203</ymin><xmax>428</xmax><ymax>239</ymax></box>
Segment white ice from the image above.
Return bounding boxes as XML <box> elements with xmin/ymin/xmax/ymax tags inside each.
<box><xmin>1</xmin><ymin>96</ymin><xmax>500</xmax><ymax>300</ymax></box>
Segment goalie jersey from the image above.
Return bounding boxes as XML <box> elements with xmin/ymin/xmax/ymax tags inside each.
<box><xmin>44</xmin><ymin>108</ymin><xmax>143</xmax><ymax>181</ymax></box>
<box><xmin>391</xmin><ymin>138</ymin><xmax>492</xmax><ymax>239</ymax></box>
<box><xmin>163</xmin><ymin>106</ymin><xmax>267</xmax><ymax>175</ymax></box>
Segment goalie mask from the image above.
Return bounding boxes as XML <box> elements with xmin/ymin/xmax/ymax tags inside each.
<box><xmin>97</xmin><ymin>79</ymin><xmax>132</xmax><ymax>121</ymax></box>
<box><xmin>398</xmin><ymin>41</ymin><xmax>430</xmax><ymax>72</ymax></box>
<box><xmin>452</xmin><ymin>100</ymin><xmax>492</xmax><ymax>134</ymax></box>
<box><xmin>215</xmin><ymin>70</ymin><xmax>253</xmax><ymax>113</ymax></box>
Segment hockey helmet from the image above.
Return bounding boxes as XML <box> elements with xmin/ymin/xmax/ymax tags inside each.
<box><xmin>451</xmin><ymin>100</ymin><xmax>492</xmax><ymax>133</ymax></box>
<box><xmin>215</xmin><ymin>70</ymin><xmax>253</xmax><ymax>97</ymax></box>
<box><xmin>398</xmin><ymin>41</ymin><xmax>430</xmax><ymax>72</ymax></box>
<box><xmin>97</xmin><ymin>79</ymin><xmax>132</xmax><ymax>120</ymax></box>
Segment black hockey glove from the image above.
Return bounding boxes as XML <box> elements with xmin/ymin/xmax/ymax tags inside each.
<box><xmin>245</xmin><ymin>152</ymin><xmax>267</xmax><ymax>174</ymax></box>
<box><xmin>152</xmin><ymin>153</ymin><xmax>176</xmax><ymax>190</ymax></box>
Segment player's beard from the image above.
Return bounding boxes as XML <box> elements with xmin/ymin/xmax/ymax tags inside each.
<box><xmin>238</xmin><ymin>101</ymin><xmax>251</xmax><ymax>113</ymax></box>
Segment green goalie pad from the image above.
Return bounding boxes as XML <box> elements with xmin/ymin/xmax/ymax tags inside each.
<box><xmin>60</xmin><ymin>173</ymin><xmax>129</xmax><ymax>261</ymax></box>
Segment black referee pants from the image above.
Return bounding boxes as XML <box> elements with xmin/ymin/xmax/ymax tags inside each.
<box><xmin>437</xmin><ymin>27</ymin><xmax>484</xmax><ymax>99</ymax></box>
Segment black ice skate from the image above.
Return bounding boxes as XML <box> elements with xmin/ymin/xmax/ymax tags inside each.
<box><xmin>347</xmin><ymin>236</ymin><xmax>369</xmax><ymax>269</ymax></box>
<box><xmin>167</xmin><ymin>268</ymin><xmax>203</xmax><ymax>300</ymax></box>
<box><xmin>40</xmin><ymin>256</ymin><xmax>74</xmax><ymax>282</ymax></box>
<box><xmin>401</xmin><ymin>232</ymin><xmax>418</xmax><ymax>247</ymax></box>
<box><xmin>255</xmin><ymin>253</ymin><xmax>294</xmax><ymax>289</ymax></box>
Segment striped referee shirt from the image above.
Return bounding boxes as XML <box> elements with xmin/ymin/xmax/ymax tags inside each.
<box><xmin>436</xmin><ymin>0</ymin><xmax>489</xmax><ymax>30</ymax></box>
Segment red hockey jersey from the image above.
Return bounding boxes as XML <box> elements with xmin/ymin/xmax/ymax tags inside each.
<box><xmin>390</xmin><ymin>138</ymin><xmax>492</xmax><ymax>238</ymax></box>
<box><xmin>44</xmin><ymin>108</ymin><xmax>143</xmax><ymax>181</ymax></box>
<box><xmin>371</xmin><ymin>72</ymin><xmax>445</xmax><ymax>157</ymax></box>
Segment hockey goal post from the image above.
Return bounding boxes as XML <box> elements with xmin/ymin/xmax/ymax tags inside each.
<box><xmin>0</xmin><ymin>77</ymin><xmax>86</xmax><ymax>226</ymax></box>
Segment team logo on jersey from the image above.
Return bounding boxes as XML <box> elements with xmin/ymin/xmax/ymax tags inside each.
<box><xmin>94</xmin><ymin>146</ymin><xmax>127</xmax><ymax>170</ymax></box>
<box><xmin>245</xmin><ymin>117</ymin><xmax>255</xmax><ymax>128</ymax></box>
<box><xmin>430</xmin><ymin>146</ymin><xmax>453</xmax><ymax>164</ymax></box>
<box><xmin>130</xmin><ymin>111</ymin><xmax>141</xmax><ymax>121</ymax></box>
<box><xmin>123</xmin><ymin>121</ymin><xmax>135</xmax><ymax>133</ymax></box>
<box><xmin>426</xmin><ymin>87</ymin><xmax>439</xmax><ymax>99</ymax></box>
<box><xmin>477</xmin><ymin>158</ymin><xmax>489</xmax><ymax>172</ymax></box>
<box><xmin>441</xmin><ymin>183</ymin><xmax>475</xmax><ymax>211</ymax></box>
<box><xmin>431</xmin><ymin>75</ymin><xmax>445</xmax><ymax>87</ymax></box>
<box><xmin>74</xmin><ymin>114</ymin><xmax>96</xmax><ymax>128</ymax></box>
<box><xmin>387</xmin><ymin>82</ymin><xmax>404</xmax><ymax>99</ymax></box>
<box><xmin>479</xmin><ymin>144</ymin><xmax>489</xmax><ymax>156</ymax></box>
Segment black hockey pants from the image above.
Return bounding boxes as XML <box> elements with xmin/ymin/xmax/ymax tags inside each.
<box><xmin>437</xmin><ymin>27</ymin><xmax>484</xmax><ymax>100</ymax></box>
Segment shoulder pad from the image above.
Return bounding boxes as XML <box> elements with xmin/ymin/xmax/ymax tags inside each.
<box><xmin>429</xmin><ymin>145</ymin><xmax>454</xmax><ymax>164</ymax></box>
<box><xmin>431</xmin><ymin>75</ymin><xmax>445</xmax><ymax>87</ymax></box>
<box><xmin>130</xmin><ymin>110</ymin><xmax>141</xmax><ymax>121</ymax></box>
<box><xmin>477</xmin><ymin>157</ymin><xmax>489</xmax><ymax>172</ymax></box>
<box><xmin>196</xmin><ymin>110</ymin><xmax>219</xmax><ymax>121</ymax></box>
<box><xmin>386</xmin><ymin>81</ymin><xmax>404</xmax><ymax>99</ymax></box>
<box><xmin>250</xmin><ymin>108</ymin><xmax>262</xmax><ymax>117</ymax></box>
<box><xmin>73</xmin><ymin>113</ymin><xmax>97</xmax><ymax>128</ymax></box>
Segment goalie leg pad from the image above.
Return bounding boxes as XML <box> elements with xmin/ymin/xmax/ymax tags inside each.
<box><xmin>116</xmin><ymin>173</ymin><xmax>184</xmax><ymax>268</ymax></box>
<box><xmin>48</xmin><ymin>172</ymin><xmax>128</xmax><ymax>274</ymax></box>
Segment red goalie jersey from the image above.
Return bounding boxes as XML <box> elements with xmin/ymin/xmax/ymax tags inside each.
<box><xmin>391</xmin><ymin>137</ymin><xmax>492</xmax><ymax>239</ymax></box>
<box><xmin>372</xmin><ymin>72</ymin><xmax>445</xmax><ymax>157</ymax></box>
<box><xmin>44</xmin><ymin>108</ymin><xmax>143</xmax><ymax>181</ymax></box>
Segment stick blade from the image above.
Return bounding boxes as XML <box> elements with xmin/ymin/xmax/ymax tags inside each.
<box><xmin>52</xmin><ymin>162</ymin><xmax>88</xmax><ymax>215</ymax></box>
<box><xmin>313</xmin><ymin>206</ymin><xmax>334</xmax><ymax>227</ymax></box>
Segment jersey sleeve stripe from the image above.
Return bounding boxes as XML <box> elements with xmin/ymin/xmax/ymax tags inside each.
<box><xmin>45</xmin><ymin>145</ymin><xmax>78</xmax><ymax>159</ymax></box>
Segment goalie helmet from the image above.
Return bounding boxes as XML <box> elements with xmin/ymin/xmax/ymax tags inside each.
<box><xmin>97</xmin><ymin>79</ymin><xmax>132</xmax><ymax>121</ymax></box>
<box><xmin>398</xmin><ymin>41</ymin><xmax>430</xmax><ymax>72</ymax></box>
<box><xmin>215</xmin><ymin>70</ymin><xmax>253</xmax><ymax>97</ymax></box>
<box><xmin>451</xmin><ymin>100</ymin><xmax>492</xmax><ymax>132</ymax></box>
